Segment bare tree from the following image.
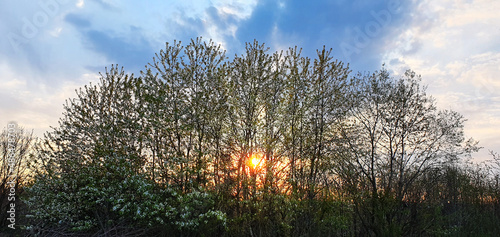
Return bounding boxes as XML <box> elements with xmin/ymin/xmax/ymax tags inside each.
<box><xmin>0</xmin><ymin>125</ymin><xmax>37</xmax><ymax>229</ymax></box>
<box><xmin>338</xmin><ymin>69</ymin><xmax>475</xmax><ymax>235</ymax></box>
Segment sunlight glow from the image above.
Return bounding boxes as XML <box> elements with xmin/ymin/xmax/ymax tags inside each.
<box><xmin>250</xmin><ymin>155</ymin><xmax>260</xmax><ymax>168</ymax></box>
<box><xmin>249</xmin><ymin>153</ymin><xmax>262</xmax><ymax>169</ymax></box>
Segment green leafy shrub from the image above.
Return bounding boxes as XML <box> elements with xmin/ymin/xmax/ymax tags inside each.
<box><xmin>25</xmin><ymin>155</ymin><xmax>226</xmax><ymax>236</ymax></box>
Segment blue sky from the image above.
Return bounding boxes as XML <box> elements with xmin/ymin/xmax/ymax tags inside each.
<box><xmin>1</xmin><ymin>0</ymin><xmax>499</xmax><ymax>161</ymax></box>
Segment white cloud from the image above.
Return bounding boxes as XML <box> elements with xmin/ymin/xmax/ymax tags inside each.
<box><xmin>49</xmin><ymin>27</ymin><xmax>63</xmax><ymax>37</ymax></box>
<box><xmin>382</xmin><ymin>0</ymin><xmax>500</xmax><ymax>161</ymax></box>
<box><xmin>199</xmin><ymin>0</ymin><xmax>258</xmax><ymax>49</ymax></box>
<box><xmin>77</xmin><ymin>0</ymin><xmax>85</xmax><ymax>8</ymax></box>
<box><xmin>67</xmin><ymin>0</ymin><xmax>258</xmax><ymax>51</ymax></box>
<box><xmin>213</xmin><ymin>0</ymin><xmax>258</xmax><ymax>19</ymax></box>
<box><xmin>0</xmin><ymin>70</ymin><xmax>100</xmax><ymax>137</ymax></box>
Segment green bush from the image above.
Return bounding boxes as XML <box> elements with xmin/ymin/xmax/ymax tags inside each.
<box><xmin>25</xmin><ymin>155</ymin><xmax>226</xmax><ymax>236</ymax></box>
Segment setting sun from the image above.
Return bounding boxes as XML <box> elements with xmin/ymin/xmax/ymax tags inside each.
<box><xmin>249</xmin><ymin>154</ymin><xmax>261</xmax><ymax>169</ymax></box>
<box><xmin>250</xmin><ymin>156</ymin><xmax>259</xmax><ymax>168</ymax></box>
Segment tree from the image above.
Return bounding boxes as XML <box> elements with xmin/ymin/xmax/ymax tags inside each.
<box><xmin>0</xmin><ymin>125</ymin><xmax>37</xmax><ymax>231</ymax></box>
<box><xmin>26</xmin><ymin>63</ymin><xmax>226</xmax><ymax>236</ymax></box>
<box><xmin>337</xmin><ymin>69</ymin><xmax>476</xmax><ymax>235</ymax></box>
<box><xmin>23</xmin><ymin>38</ymin><xmax>487</xmax><ymax>236</ymax></box>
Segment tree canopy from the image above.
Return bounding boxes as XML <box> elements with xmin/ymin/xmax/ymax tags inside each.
<box><xmin>5</xmin><ymin>38</ymin><xmax>498</xmax><ymax>236</ymax></box>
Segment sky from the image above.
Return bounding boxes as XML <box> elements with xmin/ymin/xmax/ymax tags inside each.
<box><xmin>1</xmin><ymin>0</ymin><xmax>499</xmax><ymax>162</ymax></box>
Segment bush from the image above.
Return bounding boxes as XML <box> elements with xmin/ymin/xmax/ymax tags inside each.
<box><xmin>25</xmin><ymin>155</ymin><xmax>226</xmax><ymax>236</ymax></box>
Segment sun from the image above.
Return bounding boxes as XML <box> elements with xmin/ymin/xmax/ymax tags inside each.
<box><xmin>251</xmin><ymin>156</ymin><xmax>259</xmax><ymax>168</ymax></box>
<box><xmin>249</xmin><ymin>154</ymin><xmax>261</xmax><ymax>169</ymax></box>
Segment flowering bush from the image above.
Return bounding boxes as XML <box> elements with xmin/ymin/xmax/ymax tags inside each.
<box><xmin>25</xmin><ymin>155</ymin><xmax>226</xmax><ymax>236</ymax></box>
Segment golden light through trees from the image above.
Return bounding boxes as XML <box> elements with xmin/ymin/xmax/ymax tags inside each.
<box><xmin>249</xmin><ymin>153</ymin><xmax>262</xmax><ymax>170</ymax></box>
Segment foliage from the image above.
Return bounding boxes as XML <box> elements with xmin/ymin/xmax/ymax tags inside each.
<box><xmin>25</xmin><ymin>154</ymin><xmax>226</xmax><ymax>236</ymax></box>
<box><xmin>15</xmin><ymin>38</ymin><xmax>500</xmax><ymax>236</ymax></box>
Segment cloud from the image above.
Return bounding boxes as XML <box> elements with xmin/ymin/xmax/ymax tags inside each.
<box><xmin>77</xmin><ymin>0</ymin><xmax>85</xmax><ymax>8</ymax></box>
<box><xmin>0</xmin><ymin>57</ymin><xmax>101</xmax><ymax>135</ymax></box>
<box><xmin>65</xmin><ymin>13</ymin><xmax>91</xmax><ymax>28</ymax></box>
<box><xmin>89</xmin><ymin>0</ymin><xmax>118</xmax><ymax>11</ymax></box>
<box><xmin>233</xmin><ymin>0</ymin><xmax>414</xmax><ymax>72</ymax></box>
<box><xmin>160</xmin><ymin>0</ymin><xmax>258</xmax><ymax>53</ymax></box>
<box><xmin>78</xmin><ymin>28</ymin><xmax>155</xmax><ymax>72</ymax></box>
<box><xmin>382</xmin><ymin>0</ymin><xmax>500</xmax><ymax>160</ymax></box>
<box><xmin>0</xmin><ymin>0</ymin><xmax>263</xmax><ymax>137</ymax></box>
